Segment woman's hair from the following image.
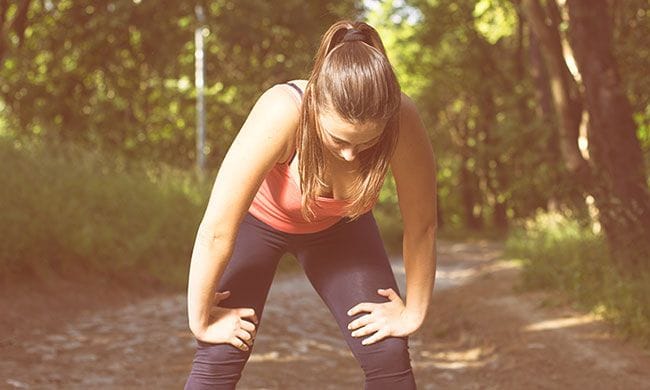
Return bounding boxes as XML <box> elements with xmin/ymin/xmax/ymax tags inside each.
<box><xmin>296</xmin><ymin>20</ymin><xmax>402</xmax><ymax>222</ymax></box>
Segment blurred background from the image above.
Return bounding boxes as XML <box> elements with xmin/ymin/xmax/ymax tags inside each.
<box><xmin>1</xmin><ymin>0</ymin><xmax>649</xmax><ymax>355</ymax></box>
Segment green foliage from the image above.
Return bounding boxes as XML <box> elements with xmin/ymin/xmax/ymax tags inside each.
<box><xmin>505</xmin><ymin>211</ymin><xmax>650</xmax><ymax>347</ymax></box>
<box><xmin>374</xmin><ymin>172</ymin><xmax>403</xmax><ymax>256</ymax></box>
<box><xmin>612</xmin><ymin>0</ymin><xmax>650</xmax><ymax>181</ymax></box>
<box><xmin>1</xmin><ymin>0</ymin><xmax>648</xmax><ymax>281</ymax></box>
<box><xmin>0</xmin><ymin>135</ymin><xmax>211</xmax><ymax>287</ymax></box>
<box><xmin>0</xmin><ymin>0</ymin><xmax>360</xmax><ymax>168</ymax></box>
<box><xmin>367</xmin><ymin>0</ymin><xmax>577</xmax><ymax>230</ymax></box>
<box><xmin>472</xmin><ymin>0</ymin><xmax>517</xmax><ymax>44</ymax></box>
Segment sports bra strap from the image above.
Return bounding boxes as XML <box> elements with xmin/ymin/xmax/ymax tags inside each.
<box><xmin>285</xmin><ymin>81</ymin><xmax>304</xmax><ymax>99</ymax></box>
<box><xmin>283</xmin><ymin>82</ymin><xmax>301</xmax><ymax>166</ymax></box>
<box><xmin>287</xmin><ymin>145</ymin><xmax>297</xmax><ymax>166</ymax></box>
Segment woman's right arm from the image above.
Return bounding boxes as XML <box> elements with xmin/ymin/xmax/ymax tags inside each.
<box><xmin>187</xmin><ymin>84</ymin><xmax>300</xmax><ymax>341</ymax></box>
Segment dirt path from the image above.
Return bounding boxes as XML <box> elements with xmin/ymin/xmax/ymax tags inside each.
<box><xmin>2</xmin><ymin>239</ymin><xmax>650</xmax><ymax>389</ymax></box>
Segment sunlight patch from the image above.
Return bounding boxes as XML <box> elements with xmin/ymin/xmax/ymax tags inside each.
<box><xmin>523</xmin><ymin>314</ymin><xmax>599</xmax><ymax>332</ymax></box>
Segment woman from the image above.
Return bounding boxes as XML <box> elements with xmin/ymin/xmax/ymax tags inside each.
<box><xmin>185</xmin><ymin>20</ymin><xmax>437</xmax><ymax>389</ymax></box>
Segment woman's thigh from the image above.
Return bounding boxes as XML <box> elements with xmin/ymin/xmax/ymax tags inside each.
<box><xmin>292</xmin><ymin>211</ymin><xmax>416</xmax><ymax>389</ymax></box>
<box><xmin>211</xmin><ymin>212</ymin><xmax>289</xmax><ymax>313</ymax></box>
<box><xmin>185</xmin><ymin>212</ymin><xmax>289</xmax><ymax>389</ymax></box>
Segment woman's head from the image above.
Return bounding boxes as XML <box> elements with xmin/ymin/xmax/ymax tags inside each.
<box><xmin>296</xmin><ymin>20</ymin><xmax>402</xmax><ymax>222</ymax></box>
<box><xmin>317</xmin><ymin>109</ymin><xmax>384</xmax><ymax>162</ymax></box>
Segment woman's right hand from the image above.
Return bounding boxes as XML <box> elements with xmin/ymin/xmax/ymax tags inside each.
<box><xmin>194</xmin><ymin>291</ymin><xmax>259</xmax><ymax>351</ymax></box>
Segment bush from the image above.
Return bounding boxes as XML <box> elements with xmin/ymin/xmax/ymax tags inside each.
<box><xmin>0</xmin><ymin>136</ymin><xmax>210</xmax><ymax>288</ymax></box>
<box><xmin>505</xmin><ymin>210</ymin><xmax>650</xmax><ymax>348</ymax></box>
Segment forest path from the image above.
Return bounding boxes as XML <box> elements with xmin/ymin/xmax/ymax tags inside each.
<box><xmin>2</xmin><ymin>239</ymin><xmax>650</xmax><ymax>389</ymax></box>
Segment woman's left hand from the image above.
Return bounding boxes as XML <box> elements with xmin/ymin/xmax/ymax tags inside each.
<box><xmin>346</xmin><ymin>288</ymin><xmax>420</xmax><ymax>346</ymax></box>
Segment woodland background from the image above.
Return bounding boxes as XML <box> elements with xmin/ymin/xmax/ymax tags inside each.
<box><xmin>1</xmin><ymin>0</ymin><xmax>649</xmax><ymax>345</ymax></box>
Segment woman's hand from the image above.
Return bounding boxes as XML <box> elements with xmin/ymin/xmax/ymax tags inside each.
<box><xmin>346</xmin><ymin>288</ymin><xmax>420</xmax><ymax>346</ymax></box>
<box><xmin>193</xmin><ymin>291</ymin><xmax>259</xmax><ymax>352</ymax></box>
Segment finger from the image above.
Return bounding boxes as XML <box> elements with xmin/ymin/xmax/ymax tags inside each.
<box><xmin>351</xmin><ymin>323</ymin><xmax>380</xmax><ymax>338</ymax></box>
<box><xmin>347</xmin><ymin>303</ymin><xmax>374</xmax><ymax>317</ymax></box>
<box><xmin>231</xmin><ymin>337</ymin><xmax>249</xmax><ymax>351</ymax></box>
<box><xmin>237</xmin><ymin>308</ymin><xmax>257</xmax><ymax>321</ymax></box>
<box><xmin>242</xmin><ymin>313</ymin><xmax>259</xmax><ymax>326</ymax></box>
<box><xmin>361</xmin><ymin>328</ymin><xmax>388</xmax><ymax>346</ymax></box>
<box><xmin>240</xmin><ymin>318</ymin><xmax>257</xmax><ymax>333</ymax></box>
<box><xmin>212</xmin><ymin>292</ymin><xmax>231</xmax><ymax>305</ymax></box>
<box><xmin>347</xmin><ymin>313</ymin><xmax>373</xmax><ymax>331</ymax></box>
<box><xmin>377</xmin><ymin>288</ymin><xmax>396</xmax><ymax>299</ymax></box>
<box><xmin>214</xmin><ymin>291</ymin><xmax>231</xmax><ymax>298</ymax></box>
<box><xmin>237</xmin><ymin>321</ymin><xmax>256</xmax><ymax>339</ymax></box>
<box><xmin>235</xmin><ymin>329</ymin><xmax>254</xmax><ymax>347</ymax></box>
<box><xmin>235</xmin><ymin>328</ymin><xmax>252</xmax><ymax>341</ymax></box>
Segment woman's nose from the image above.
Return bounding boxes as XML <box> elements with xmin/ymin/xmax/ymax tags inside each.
<box><xmin>341</xmin><ymin>148</ymin><xmax>357</xmax><ymax>161</ymax></box>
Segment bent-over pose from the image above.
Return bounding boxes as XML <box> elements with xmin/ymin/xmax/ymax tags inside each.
<box><xmin>184</xmin><ymin>19</ymin><xmax>438</xmax><ymax>390</ymax></box>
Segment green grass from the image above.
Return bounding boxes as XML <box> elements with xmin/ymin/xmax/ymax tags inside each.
<box><xmin>1</xmin><ymin>134</ymin><xmax>516</xmax><ymax>295</ymax></box>
<box><xmin>505</xmin><ymin>210</ymin><xmax>650</xmax><ymax>348</ymax></box>
<box><xmin>0</xmin><ymin>136</ymin><xmax>413</xmax><ymax>289</ymax></box>
<box><xmin>0</xmin><ymin>136</ymin><xmax>210</xmax><ymax>289</ymax></box>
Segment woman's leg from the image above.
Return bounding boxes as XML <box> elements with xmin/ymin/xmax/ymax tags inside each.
<box><xmin>184</xmin><ymin>212</ymin><xmax>289</xmax><ymax>390</ymax></box>
<box><xmin>291</xmin><ymin>211</ymin><xmax>417</xmax><ymax>390</ymax></box>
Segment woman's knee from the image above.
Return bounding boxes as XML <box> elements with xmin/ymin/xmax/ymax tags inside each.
<box><xmin>184</xmin><ymin>340</ymin><xmax>252</xmax><ymax>390</ymax></box>
<box><xmin>355</xmin><ymin>336</ymin><xmax>415</xmax><ymax>386</ymax></box>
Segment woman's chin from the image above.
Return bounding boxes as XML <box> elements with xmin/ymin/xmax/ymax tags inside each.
<box><xmin>334</xmin><ymin>154</ymin><xmax>353</xmax><ymax>163</ymax></box>
<box><xmin>326</xmin><ymin>148</ymin><xmax>356</xmax><ymax>164</ymax></box>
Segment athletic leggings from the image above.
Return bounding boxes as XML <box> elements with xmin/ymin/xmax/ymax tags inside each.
<box><xmin>184</xmin><ymin>210</ymin><xmax>417</xmax><ymax>389</ymax></box>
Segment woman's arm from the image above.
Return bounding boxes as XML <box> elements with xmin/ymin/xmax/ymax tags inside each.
<box><xmin>389</xmin><ymin>93</ymin><xmax>438</xmax><ymax>330</ymax></box>
<box><xmin>187</xmin><ymin>85</ymin><xmax>299</xmax><ymax>337</ymax></box>
<box><xmin>341</xmin><ymin>93</ymin><xmax>437</xmax><ymax>345</ymax></box>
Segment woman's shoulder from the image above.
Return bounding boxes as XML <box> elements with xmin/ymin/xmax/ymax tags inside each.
<box><xmin>399</xmin><ymin>91</ymin><xmax>420</xmax><ymax>128</ymax></box>
<box><xmin>260</xmin><ymin>82</ymin><xmax>302</xmax><ymax>165</ymax></box>
<box><xmin>276</xmin><ymin>79</ymin><xmax>306</xmax><ymax>101</ymax></box>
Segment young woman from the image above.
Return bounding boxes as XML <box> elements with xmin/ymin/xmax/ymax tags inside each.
<box><xmin>184</xmin><ymin>20</ymin><xmax>437</xmax><ymax>389</ymax></box>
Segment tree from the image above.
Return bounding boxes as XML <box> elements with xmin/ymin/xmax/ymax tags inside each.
<box><xmin>566</xmin><ymin>0</ymin><xmax>650</xmax><ymax>272</ymax></box>
<box><xmin>0</xmin><ymin>0</ymin><xmax>361</xmax><ymax>167</ymax></box>
<box><xmin>517</xmin><ymin>0</ymin><xmax>589</xmax><ymax>183</ymax></box>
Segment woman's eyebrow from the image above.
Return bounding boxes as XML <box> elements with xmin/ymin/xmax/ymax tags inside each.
<box><xmin>331</xmin><ymin>133</ymin><xmax>381</xmax><ymax>144</ymax></box>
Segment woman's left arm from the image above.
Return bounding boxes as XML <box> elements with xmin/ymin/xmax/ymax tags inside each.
<box><xmin>346</xmin><ymin>94</ymin><xmax>437</xmax><ymax>345</ymax></box>
<box><xmin>390</xmin><ymin>94</ymin><xmax>438</xmax><ymax>330</ymax></box>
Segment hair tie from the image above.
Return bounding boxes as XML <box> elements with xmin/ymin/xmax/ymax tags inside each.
<box><xmin>342</xmin><ymin>28</ymin><xmax>367</xmax><ymax>43</ymax></box>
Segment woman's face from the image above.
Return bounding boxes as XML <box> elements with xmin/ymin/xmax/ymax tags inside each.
<box><xmin>317</xmin><ymin>111</ymin><xmax>383</xmax><ymax>162</ymax></box>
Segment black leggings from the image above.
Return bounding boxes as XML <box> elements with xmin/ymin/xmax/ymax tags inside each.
<box><xmin>184</xmin><ymin>210</ymin><xmax>416</xmax><ymax>389</ymax></box>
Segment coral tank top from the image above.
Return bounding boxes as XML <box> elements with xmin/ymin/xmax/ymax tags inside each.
<box><xmin>247</xmin><ymin>81</ymin><xmax>375</xmax><ymax>234</ymax></box>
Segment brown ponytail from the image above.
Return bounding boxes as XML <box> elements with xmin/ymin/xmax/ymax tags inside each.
<box><xmin>296</xmin><ymin>20</ymin><xmax>401</xmax><ymax>222</ymax></box>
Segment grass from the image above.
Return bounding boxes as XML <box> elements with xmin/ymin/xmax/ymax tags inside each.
<box><xmin>0</xmin><ymin>136</ymin><xmax>412</xmax><ymax>289</ymax></box>
<box><xmin>504</xmin><ymin>210</ymin><xmax>650</xmax><ymax>348</ymax></box>
<box><xmin>5</xmin><ymin>133</ymin><xmax>569</xmax><ymax>311</ymax></box>
<box><xmin>0</xmin><ymin>136</ymin><xmax>210</xmax><ymax>289</ymax></box>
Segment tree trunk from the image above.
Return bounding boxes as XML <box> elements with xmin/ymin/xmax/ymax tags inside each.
<box><xmin>518</xmin><ymin>0</ymin><xmax>591</xmax><ymax>184</ymax></box>
<box><xmin>460</xmin><ymin>152</ymin><xmax>483</xmax><ymax>230</ymax></box>
<box><xmin>566</xmin><ymin>0</ymin><xmax>650</xmax><ymax>272</ymax></box>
